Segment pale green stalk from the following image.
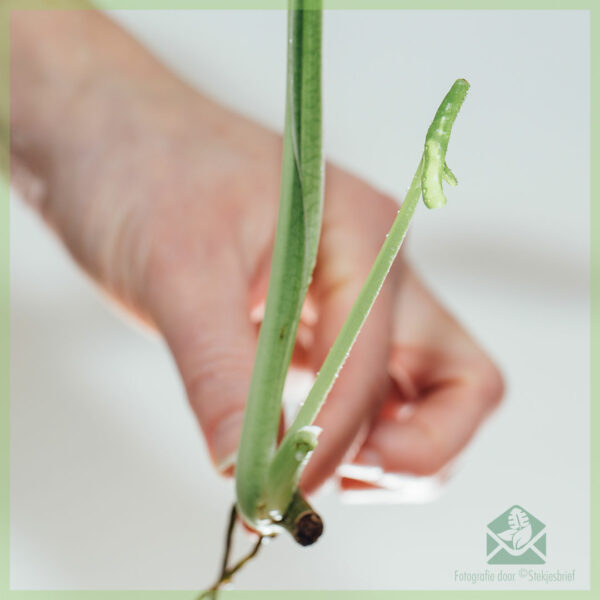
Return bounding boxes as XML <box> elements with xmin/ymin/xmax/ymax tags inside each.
<box><xmin>235</xmin><ymin>0</ymin><xmax>323</xmax><ymax>529</ymax></box>
<box><xmin>265</xmin><ymin>159</ymin><xmax>423</xmax><ymax>512</ymax></box>
<box><xmin>266</xmin><ymin>79</ymin><xmax>470</xmax><ymax>514</ymax></box>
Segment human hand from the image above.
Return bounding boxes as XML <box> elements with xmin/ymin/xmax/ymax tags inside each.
<box><xmin>340</xmin><ymin>266</ymin><xmax>504</xmax><ymax>486</ymax></box>
<box><xmin>10</xmin><ymin>10</ymin><xmax>503</xmax><ymax>495</ymax></box>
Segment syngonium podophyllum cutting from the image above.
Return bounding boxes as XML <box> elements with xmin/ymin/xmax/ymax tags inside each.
<box><xmin>201</xmin><ymin>1</ymin><xmax>469</xmax><ymax>595</ymax></box>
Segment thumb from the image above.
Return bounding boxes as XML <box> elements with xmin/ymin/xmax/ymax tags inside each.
<box><xmin>145</xmin><ymin>243</ymin><xmax>256</xmax><ymax>474</ymax></box>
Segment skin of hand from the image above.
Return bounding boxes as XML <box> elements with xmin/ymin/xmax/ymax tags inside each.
<box><xmin>10</xmin><ymin>11</ymin><xmax>503</xmax><ymax>494</ymax></box>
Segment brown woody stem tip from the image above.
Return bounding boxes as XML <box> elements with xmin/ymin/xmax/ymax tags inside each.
<box><xmin>280</xmin><ymin>491</ymin><xmax>324</xmax><ymax>546</ymax></box>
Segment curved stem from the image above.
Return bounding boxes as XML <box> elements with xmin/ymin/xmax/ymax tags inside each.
<box><xmin>266</xmin><ymin>79</ymin><xmax>470</xmax><ymax>518</ymax></box>
<box><xmin>266</xmin><ymin>158</ymin><xmax>424</xmax><ymax>510</ymax></box>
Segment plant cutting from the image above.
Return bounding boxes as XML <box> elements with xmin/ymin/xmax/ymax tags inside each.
<box><xmin>201</xmin><ymin>1</ymin><xmax>469</xmax><ymax>596</ymax></box>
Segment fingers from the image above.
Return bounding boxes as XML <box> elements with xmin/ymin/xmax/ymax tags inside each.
<box><xmin>355</xmin><ymin>269</ymin><xmax>504</xmax><ymax>476</ymax></box>
<box><xmin>299</xmin><ymin>169</ymin><xmax>402</xmax><ymax>493</ymax></box>
<box><xmin>357</xmin><ymin>350</ymin><xmax>503</xmax><ymax>475</ymax></box>
<box><xmin>299</xmin><ymin>274</ymin><xmax>393</xmax><ymax>492</ymax></box>
<box><xmin>144</xmin><ymin>234</ymin><xmax>256</xmax><ymax>473</ymax></box>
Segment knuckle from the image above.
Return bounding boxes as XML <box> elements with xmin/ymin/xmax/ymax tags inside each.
<box><xmin>473</xmin><ymin>358</ymin><xmax>505</xmax><ymax>410</ymax></box>
<box><xmin>316</xmin><ymin>268</ymin><xmax>356</xmax><ymax>303</ymax></box>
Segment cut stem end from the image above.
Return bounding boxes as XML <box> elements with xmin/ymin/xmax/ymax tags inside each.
<box><xmin>280</xmin><ymin>491</ymin><xmax>324</xmax><ymax>546</ymax></box>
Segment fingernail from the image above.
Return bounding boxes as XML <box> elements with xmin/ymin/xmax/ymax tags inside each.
<box><xmin>212</xmin><ymin>411</ymin><xmax>244</xmax><ymax>473</ymax></box>
<box><xmin>354</xmin><ymin>448</ymin><xmax>383</xmax><ymax>467</ymax></box>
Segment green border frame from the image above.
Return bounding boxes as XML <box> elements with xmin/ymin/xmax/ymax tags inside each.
<box><xmin>0</xmin><ymin>0</ymin><xmax>595</xmax><ymax>597</ymax></box>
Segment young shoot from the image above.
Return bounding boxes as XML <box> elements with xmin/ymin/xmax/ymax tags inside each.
<box><xmin>265</xmin><ymin>77</ymin><xmax>469</xmax><ymax>521</ymax></box>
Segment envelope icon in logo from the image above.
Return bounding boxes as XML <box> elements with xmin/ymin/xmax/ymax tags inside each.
<box><xmin>486</xmin><ymin>505</ymin><xmax>546</xmax><ymax>564</ymax></box>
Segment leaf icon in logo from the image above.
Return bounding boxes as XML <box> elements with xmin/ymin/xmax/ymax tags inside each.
<box><xmin>508</xmin><ymin>507</ymin><xmax>530</xmax><ymax>530</ymax></box>
<box><xmin>513</xmin><ymin>523</ymin><xmax>533</xmax><ymax>549</ymax></box>
<box><xmin>497</xmin><ymin>508</ymin><xmax>533</xmax><ymax>550</ymax></box>
<box><xmin>497</xmin><ymin>529</ymin><xmax>517</xmax><ymax>542</ymax></box>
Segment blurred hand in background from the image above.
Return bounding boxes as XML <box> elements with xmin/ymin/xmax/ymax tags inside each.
<box><xmin>9</xmin><ymin>9</ymin><xmax>503</xmax><ymax>494</ymax></box>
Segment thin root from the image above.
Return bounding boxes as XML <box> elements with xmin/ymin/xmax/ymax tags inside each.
<box><xmin>197</xmin><ymin>505</ymin><xmax>276</xmax><ymax>599</ymax></box>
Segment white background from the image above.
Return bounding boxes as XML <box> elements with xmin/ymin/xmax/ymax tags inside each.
<box><xmin>10</xmin><ymin>9</ymin><xmax>590</xmax><ymax>590</ymax></box>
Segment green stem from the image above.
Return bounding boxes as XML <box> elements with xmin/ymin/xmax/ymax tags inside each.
<box><xmin>266</xmin><ymin>158</ymin><xmax>424</xmax><ymax>510</ymax></box>
<box><xmin>266</xmin><ymin>79</ymin><xmax>470</xmax><ymax>517</ymax></box>
<box><xmin>235</xmin><ymin>0</ymin><xmax>323</xmax><ymax>529</ymax></box>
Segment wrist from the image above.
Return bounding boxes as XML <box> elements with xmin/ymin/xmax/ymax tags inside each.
<box><xmin>10</xmin><ymin>10</ymin><xmax>217</xmax><ymax>183</ymax></box>
<box><xmin>9</xmin><ymin>10</ymin><xmax>217</xmax><ymax>301</ymax></box>
<box><xmin>9</xmin><ymin>9</ymin><xmax>279</xmax><ymax>312</ymax></box>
